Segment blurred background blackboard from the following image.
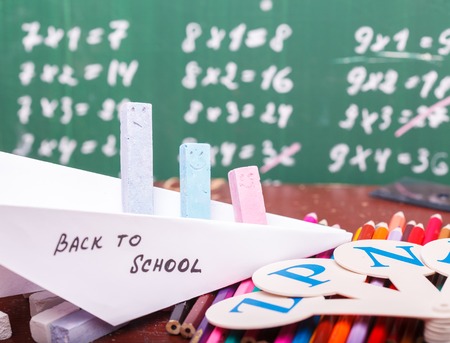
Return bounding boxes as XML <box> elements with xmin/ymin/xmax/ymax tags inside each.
<box><xmin>1</xmin><ymin>0</ymin><xmax>450</xmax><ymax>184</ymax></box>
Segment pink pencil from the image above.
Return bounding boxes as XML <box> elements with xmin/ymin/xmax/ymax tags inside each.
<box><xmin>303</xmin><ymin>212</ymin><xmax>318</xmax><ymax>223</ymax></box>
<box><xmin>204</xmin><ymin>280</ymin><xmax>255</xmax><ymax>343</ymax></box>
<box><xmin>423</xmin><ymin>213</ymin><xmax>443</xmax><ymax>244</ymax></box>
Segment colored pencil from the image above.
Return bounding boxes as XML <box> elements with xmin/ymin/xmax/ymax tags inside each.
<box><xmin>219</xmin><ymin>280</ymin><xmax>257</xmax><ymax>343</ymax></box>
<box><xmin>367</xmin><ymin>316</ymin><xmax>393</xmax><ymax>343</ymax></box>
<box><xmin>181</xmin><ymin>292</ymin><xmax>216</xmax><ymax>338</ymax></box>
<box><xmin>406</xmin><ymin>223</ymin><xmax>425</xmax><ymax>245</ymax></box>
<box><xmin>357</xmin><ymin>220</ymin><xmax>375</xmax><ymax>240</ymax></box>
<box><xmin>292</xmin><ymin>316</ymin><xmax>319</xmax><ymax>343</ymax></box>
<box><xmin>388</xmin><ymin>211</ymin><xmax>406</xmax><ymax>232</ymax></box>
<box><xmin>309</xmin><ymin>315</ymin><xmax>335</xmax><ymax>343</ymax></box>
<box><xmin>438</xmin><ymin>223</ymin><xmax>450</xmax><ymax>239</ymax></box>
<box><xmin>372</xmin><ymin>222</ymin><xmax>388</xmax><ymax>240</ymax></box>
<box><xmin>190</xmin><ymin>284</ymin><xmax>238</xmax><ymax>343</ymax></box>
<box><xmin>423</xmin><ymin>213</ymin><xmax>443</xmax><ymax>244</ymax></box>
<box><xmin>166</xmin><ymin>299</ymin><xmax>195</xmax><ymax>335</ymax></box>
<box><xmin>273</xmin><ymin>323</ymin><xmax>299</xmax><ymax>343</ymax></box>
<box><xmin>353</xmin><ymin>226</ymin><xmax>362</xmax><ymax>241</ymax></box>
<box><xmin>401</xmin><ymin>220</ymin><xmax>416</xmax><ymax>242</ymax></box>
<box><xmin>303</xmin><ymin>212</ymin><xmax>318</xmax><ymax>223</ymax></box>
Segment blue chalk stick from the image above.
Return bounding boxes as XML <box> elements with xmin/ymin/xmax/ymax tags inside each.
<box><xmin>179</xmin><ymin>143</ymin><xmax>211</xmax><ymax>219</ymax></box>
<box><xmin>120</xmin><ymin>102</ymin><xmax>154</xmax><ymax>215</ymax></box>
<box><xmin>50</xmin><ymin>309</ymin><xmax>123</xmax><ymax>343</ymax></box>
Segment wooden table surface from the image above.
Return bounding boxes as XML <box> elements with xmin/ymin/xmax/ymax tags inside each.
<box><xmin>2</xmin><ymin>182</ymin><xmax>450</xmax><ymax>342</ymax></box>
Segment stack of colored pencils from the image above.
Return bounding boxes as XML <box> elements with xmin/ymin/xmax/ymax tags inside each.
<box><xmin>166</xmin><ymin>210</ymin><xmax>449</xmax><ymax>343</ymax></box>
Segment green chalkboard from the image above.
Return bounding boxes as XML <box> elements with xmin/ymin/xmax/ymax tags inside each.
<box><xmin>1</xmin><ymin>0</ymin><xmax>450</xmax><ymax>184</ymax></box>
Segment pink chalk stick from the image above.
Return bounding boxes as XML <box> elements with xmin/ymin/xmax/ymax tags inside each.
<box><xmin>228</xmin><ymin>166</ymin><xmax>267</xmax><ymax>225</ymax></box>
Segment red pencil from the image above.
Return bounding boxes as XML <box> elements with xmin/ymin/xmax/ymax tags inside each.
<box><xmin>406</xmin><ymin>223</ymin><xmax>425</xmax><ymax>245</ymax></box>
<box><xmin>358</xmin><ymin>220</ymin><xmax>375</xmax><ymax>240</ymax></box>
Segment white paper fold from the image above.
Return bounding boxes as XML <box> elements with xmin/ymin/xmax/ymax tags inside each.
<box><xmin>0</xmin><ymin>152</ymin><xmax>351</xmax><ymax>325</ymax></box>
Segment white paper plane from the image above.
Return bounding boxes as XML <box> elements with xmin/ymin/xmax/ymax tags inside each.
<box><xmin>0</xmin><ymin>152</ymin><xmax>351</xmax><ymax>325</ymax></box>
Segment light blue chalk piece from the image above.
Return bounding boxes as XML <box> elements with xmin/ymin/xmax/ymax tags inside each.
<box><xmin>120</xmin><ymin>102</ymin><xmax>154</xmax><ymax>215</ymax></box>
<box><xmin>50</xmin><ymin>309</ymin><xmax>123</xmax><ymax>343</ymax></box>
<box><xmin>179</xmin><ymin>143</ymin><xmax>211</xmax><ymax>219</ymax></box>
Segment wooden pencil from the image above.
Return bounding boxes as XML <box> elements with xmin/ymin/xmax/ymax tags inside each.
<box><xmin>180</xmin><ymin>292</ymin><xmax>216</xmax><ymax>338</ymax></box>
<box><xmin>166</xmin><ymin>299</ymin><xmax>195</xmax><ymax>335</ymax></box>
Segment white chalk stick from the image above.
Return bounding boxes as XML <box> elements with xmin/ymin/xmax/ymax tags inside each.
<box><xmin>0</xmin><ymin>311</ymin><xmax>12</xmax><ymax>340</ymax></box>
<box><xmin>30</xmin><ymin>301</ymin><xmax>80</xmax><ymax>343</ymax></box>
<box><xmin>119</xmin><ymin>102</ymin><xmax>154</xmax><ymax>214</ymax></box>
<box><xmin>29</xmin><ymin>290</ymin><xmax>64</xmax><ymax>316</ymax></box>
<box><xmin>50</xmin><ymin>309</ymin><xmax>124</xmax><ymax>343</ymax></box>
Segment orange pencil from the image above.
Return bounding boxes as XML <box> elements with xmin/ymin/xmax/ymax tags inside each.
<box><xmin>372</xmin><ymin>222</ymin><xmax>388</xmax><ymax>239</ymax></box>
<box><xmin>438</xmin><ymin>223</ymin><xmax>450</xmax><ymax>239</ymax></box>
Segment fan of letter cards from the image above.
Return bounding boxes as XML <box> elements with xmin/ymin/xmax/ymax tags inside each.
<box><xmin>206</xmin><ymin>239</ymin><xmax>450</xmax><ymax>343</ymax></box>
